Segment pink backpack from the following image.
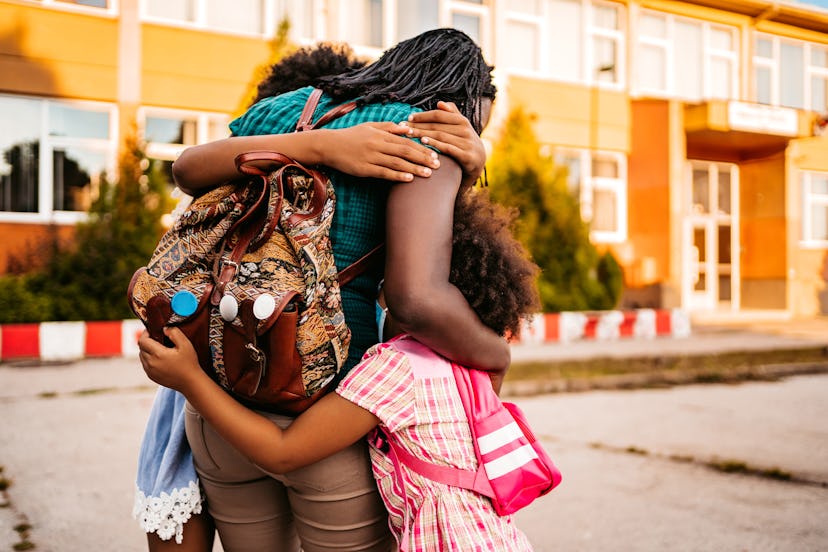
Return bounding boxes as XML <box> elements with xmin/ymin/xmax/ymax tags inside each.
<box><xmin>372</xmin><ymin>340</ymin><xmax>562</xmax><ymax>517</ymax></box>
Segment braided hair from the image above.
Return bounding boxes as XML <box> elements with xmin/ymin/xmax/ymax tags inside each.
<box><xmin>317</xmin><ymin>28</ymin><xmax>496</xmax><ymax>134</ymax></box>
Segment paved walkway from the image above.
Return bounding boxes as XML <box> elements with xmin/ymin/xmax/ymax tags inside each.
<box><xmin>1</xmin><ymin>315</ymin><xmax>827</xmax><ymax>551</ymax></box>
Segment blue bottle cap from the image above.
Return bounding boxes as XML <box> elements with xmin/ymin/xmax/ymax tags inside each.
<box><xmin>171</xmin><ymin>290</ymin><xmax>198</xmax><ymax>317</ymax></box>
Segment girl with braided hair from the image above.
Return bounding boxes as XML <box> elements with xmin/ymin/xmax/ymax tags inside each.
<box><xmin>140</xmin><ymin>29</ymin><xmax>510</xmax><ymax>550</ymax></box>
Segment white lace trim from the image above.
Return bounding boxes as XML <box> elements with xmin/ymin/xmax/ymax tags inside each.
<box><xmin>133</xmin><ymin>481</ymin><xmax>203</xmax><ymax>544</ymax></box>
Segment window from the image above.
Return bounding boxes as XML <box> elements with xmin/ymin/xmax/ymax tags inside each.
<box><xmin>272</xmin><ymin>0</ymin><xmax>319</xmax><ymax>42</ymax></box>
<box><xmin>554</xmin><ymin>148</ymin><xmax>627</xmax><ymax>242</ymax></box>
<box><xmin>143</xmin><ymin>0</ymin><xmax>267</xmax><ymax>36</ymax></box>
<box><xmin>501</xmin><ymin>0</ymin><xmax>543</xmax><ymax>72</ymax></box>
<box><xmin>634</xmin><ymin>10</ymin><xmax>738</xmax><ymax>101</ymax></box>
<box><xmin>339</xmin><ymin>0</ymin><xmax>384</xmax><ymax>48</ymax></box>
<box><xmin>754</xmin><ymin>34</ymin><xmax>828</xmax><ymax>112</ymax></box>
<box><xmin>140</xmin><ymin>108</ymin><xmax>230</xmax><ymax>190</ymax></box>
<box><xmin>34</xmin><ymin>0</ymin><xmax>115</xmax><ymax>13</ymax></box>
<box><xmin>56</xmin><ymin>0</ymin><xmax>109</xmax><ymax>6</ymax></box>
<box><xmin>802</xmin><ymin>171</ymin><xmax>828</xmax><ymax>245</ymax></box>
<box><xmin>500</xmin><ymin>0</ymin><xmax>625</xmax><ymax>88</ymax></box>
<box><xmin>757</xmin><ymin>35</ymin><xmax>828</xmax><ymax>111</ymax></box>
<box><xmin>337</xmin><ymin>0</ymin><xmax>490</xmax><ymax>53</ymax></box>
<box><xmin>0</xmin><ymin>95</ymin><xmax>116</xmax><ymax>221</ymax></box>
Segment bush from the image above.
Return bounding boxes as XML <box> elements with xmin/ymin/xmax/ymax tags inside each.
<box><xmin>0</xmin><ymin>275</ymin><xmax>55</xmax><ymax>323</ymax></box>
<box><xmin>0</xmin><ymin>132</ymin><xmax>173</xmax><ymax>323</ymax></box>
<box><xmin>487</xmin><ymin>107</ymin><xmax>623</xmax><ymax>312</ymax></box>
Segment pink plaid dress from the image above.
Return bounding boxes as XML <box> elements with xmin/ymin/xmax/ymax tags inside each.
<box><xmin>336</xmin><ymin>336</ymin><xmax>533</xmax><ymax>552</ymax></box>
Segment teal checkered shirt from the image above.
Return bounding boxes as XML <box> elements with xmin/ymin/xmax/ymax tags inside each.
<box><xmin>230</xmin><ymin>87</ymin><xmax>423</xmax><ymax>375</ymax></box>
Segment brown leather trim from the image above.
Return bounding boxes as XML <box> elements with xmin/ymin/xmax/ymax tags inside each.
<box><xmin>338</xmin><ymin>243</ymin><xmax>385</xmax><ymax>287</ymax></box>
<box><xmin>235</xmin><ymin>151</ymin><xmax>294</xmax><ymax>176</ymax></box>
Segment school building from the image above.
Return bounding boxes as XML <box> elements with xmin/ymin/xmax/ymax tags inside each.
<box><xmin>2</xmin><ymin>0</ymin><xmax>828</xmax><ymax>317</ymax></box>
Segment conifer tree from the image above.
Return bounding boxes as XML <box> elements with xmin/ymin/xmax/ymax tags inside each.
<box><xmin>487</xmin><ymin>107</ymin><xmax>622</xmax><ymax>312</ymax></box>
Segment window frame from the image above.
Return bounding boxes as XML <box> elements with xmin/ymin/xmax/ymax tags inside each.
<box><xmin>753</xmin><ymin>32</ymin><xmax>828</xmax><ymax>112</ymax></box>
<box><xmin>498</xmin><ymin>0</ymin><xmax>626</xmax><ymax>91</ymax></box>
<box><xmin>555</xmin><ymin>147</ymin><xmax>628</xmax><ymax>243</ymax></box>
<box><xmin>337</xmin><ymin>0</ymin><xmax>492</xmax><ymax>59</ymax></box>
<box><xmin>801</xmin><ymin>170</ymin><xmax>828</xmax><ymax>248</ymax></box>
<box><xmin>138</xmin><ymin>106</ymin><xmax>230</xmax><ymax>180</ymax></box>
<box><xmin>140</xmin><ymin>0</ymin><xmax>275</xmax><ymax>38</ymax></box>
<box><xmin>0</xmin><ymin>94</ymin><xmax>118</xmax><ymax>224</ymax></box>
<box><xmin>32</xmin><ymin>0</ymin><xmax>118</xmax><ymax>16</ymax></box>
<box><xmin>633</xmin><ymin>8</ymin><xmax>739</xmax><ymax>102</ymax></box>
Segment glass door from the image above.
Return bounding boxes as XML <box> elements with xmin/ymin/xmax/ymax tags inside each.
<box><xmin>682</xmin><ymin>161</ymin><xmax>740</xmax><ymax>311</ymax></box>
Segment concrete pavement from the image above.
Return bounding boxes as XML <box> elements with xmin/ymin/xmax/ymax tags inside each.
<box><xmin>1</xmin><ymin>316</ymin><xmax>827</xmax><ymax>551</ymax></box>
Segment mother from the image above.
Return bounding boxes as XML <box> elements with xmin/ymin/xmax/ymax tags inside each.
<box><xmin>159</xmin><ymin>28</ymin><xmax>507</xmax><ymax>551</ymax></box>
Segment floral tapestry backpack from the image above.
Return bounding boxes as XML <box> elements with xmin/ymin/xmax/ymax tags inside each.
<box><xmin>128</xmin><ymin>89</ymin><xmax>380</xmax><ymax>414</ymax></box>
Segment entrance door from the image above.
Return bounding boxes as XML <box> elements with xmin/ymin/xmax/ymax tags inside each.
<box><xmin>682</xmin><ymin>161</ymin><xmax>740</xmax><ymax>311</ymax></box>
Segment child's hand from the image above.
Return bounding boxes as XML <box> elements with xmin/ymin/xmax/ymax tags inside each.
<box><xmin>403</xmin><ymin>101</ymin><xmax>487</xmax><ymax>187</ymax></box>
<box><xmin>321</xmin><ymin>123</ymin><xmax>441</xmax><ymax>183</ymax></box>
<box><xmin>138</xmin><ymin>328</ymin><xmax>204</xmax><ymax>393</ymax></box>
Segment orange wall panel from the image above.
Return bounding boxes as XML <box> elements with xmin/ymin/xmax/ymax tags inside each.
<box><xmin>627</xmin><ymin>100</ymin><xmax>671</xmax><ymax>286</ymax></box>
<box><xmin>0</xmin><ymin>4</ymin><xmax>118</xmax><ymax>100</ymax></box>
<box><xmin>740</xmin><ymin>157</ymin><xmax>786</xmax><ymax>279</ymax></box>
<box><xmin>0</xmin><ymin>223</ymin><xmax>75</xmax><ymax>274</ymax></box>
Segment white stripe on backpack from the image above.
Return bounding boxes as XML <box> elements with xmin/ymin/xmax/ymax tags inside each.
<box><xmin>482</xmin><ymin>444</ymin><xmax>540</xmax><ymax>480</ymax></box>
<box><xmin>477</xmin><ymin>421</ymin><xmax>523</xmax><ymax>454</ymax></box>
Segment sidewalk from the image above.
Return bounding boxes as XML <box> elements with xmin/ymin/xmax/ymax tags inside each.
<box><xmin>1</xmin><ymin>314</ymin><xmax>827</xmax><ymax>550</ymax></box>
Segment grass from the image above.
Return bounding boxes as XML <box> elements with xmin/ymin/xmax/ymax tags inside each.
<box><xmin>13</xmin><ymin>522</ymin><xmax>35</xmax><ymax>550</ymax></box>
<box><xmin>589</xmin><ymin>442</ymin><xmax>802</xmax><ymax>485</ymax></box>
<box><xmin>503</xmin><ymin>346</ymin><xmax>828</xmax><ymax>395</ymax></box>
<box><xmin>709</xmin><ymin>459</ymin><xmax>793</xmax><ymax>481</ymax></box>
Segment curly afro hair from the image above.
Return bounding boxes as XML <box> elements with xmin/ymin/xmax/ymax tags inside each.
<box><xmin>450</xmin><ymin>189</ymin><xmax>540</xmax><ymax>337</ymax></box>
<box><xmin>252</xmin><ymin>43</ymin><xmax>367</xmax><ymax>106</ymax></box>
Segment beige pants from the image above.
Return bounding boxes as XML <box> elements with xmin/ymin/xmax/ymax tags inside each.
<box><xmin>184</xmin><ymin>402</ymin><xmax>393</xmax><ymax>552</ymax></box>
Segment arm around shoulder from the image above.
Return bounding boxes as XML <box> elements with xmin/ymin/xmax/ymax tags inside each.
<box><xmin>383</xmin><ymin>155</ymin><xmax>510</xmax><ymax>373</ymax></box>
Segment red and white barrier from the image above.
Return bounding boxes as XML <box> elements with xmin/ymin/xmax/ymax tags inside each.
<box><xmin>0</xmin><ymin>310</ymin><xmax>691</xmax><ymax>363</ymax></box>
<box><xmin>0</xmin><ymin>320</ymin><xmax>145</xmax><ymax>363</ymax></box>
<box><xmin>512</xmin><ymin>309</ymin><xmax>691</xmax><ymax>345</ymax></box>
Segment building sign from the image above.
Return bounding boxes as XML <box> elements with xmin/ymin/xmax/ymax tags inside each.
<box><xmin>727</xmin><ymin>101</ymin><xmax>798</xmax><ymax>136</ymax></box>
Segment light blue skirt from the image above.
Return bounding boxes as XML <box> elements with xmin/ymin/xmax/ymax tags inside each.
<box><xmin>133</xmin><ymin>386</ymin><xmax>203</xmax><ymax>543</ymax></box>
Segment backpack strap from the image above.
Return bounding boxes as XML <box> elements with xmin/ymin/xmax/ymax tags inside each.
<box><xmin>295</xmin><ymin>88</ymin><xmax>358</xmax><ymax>132</ymax></box>
<box><xmin>367</xmin><ymin>340</ymin><xmax>498</xmax><ymax>499</ymax></box>
<box><xmin>294</xmin><ymin>88</ymin><xmax>380</xmax><ymax>285</ymax></box>
<box><xmin>372</xmin><ymin>426</ymin><xmax>494</xmax><ymax>498</ymax></box>
<box><xmin>296</xmin><ymin>88</ymin><xmax>324</xmax><ymax>131</ymax></box>
<box><xmin>338</xmin><ymin>243</ymin><xmax>385</xmax><ymax>286</ymax></box>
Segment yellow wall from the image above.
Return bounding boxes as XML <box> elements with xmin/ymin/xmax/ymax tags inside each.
<box><xmin>0</xmin><ymin>4</ymin><xmax>118</xmax><ymax>100</ymax></box>
<box><xmin>141</xmin><ymin>24</ymin><xmax>267</xmax><ymax>112</ymax></box>
<box><xmin>787</xmin><ymin>137</ymin><xmax>828</xmax><ymax>315</ymax></box>
<box><xmin>506</xmin><ymin>76</ymin><xmax>630</xmax><ymax>153</ymax></box>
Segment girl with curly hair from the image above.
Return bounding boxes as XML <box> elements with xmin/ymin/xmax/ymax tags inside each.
<box><xmin>140</xmin><ymin>185</ymin><xmax>541</xmax><ymax>551</ymax></box>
